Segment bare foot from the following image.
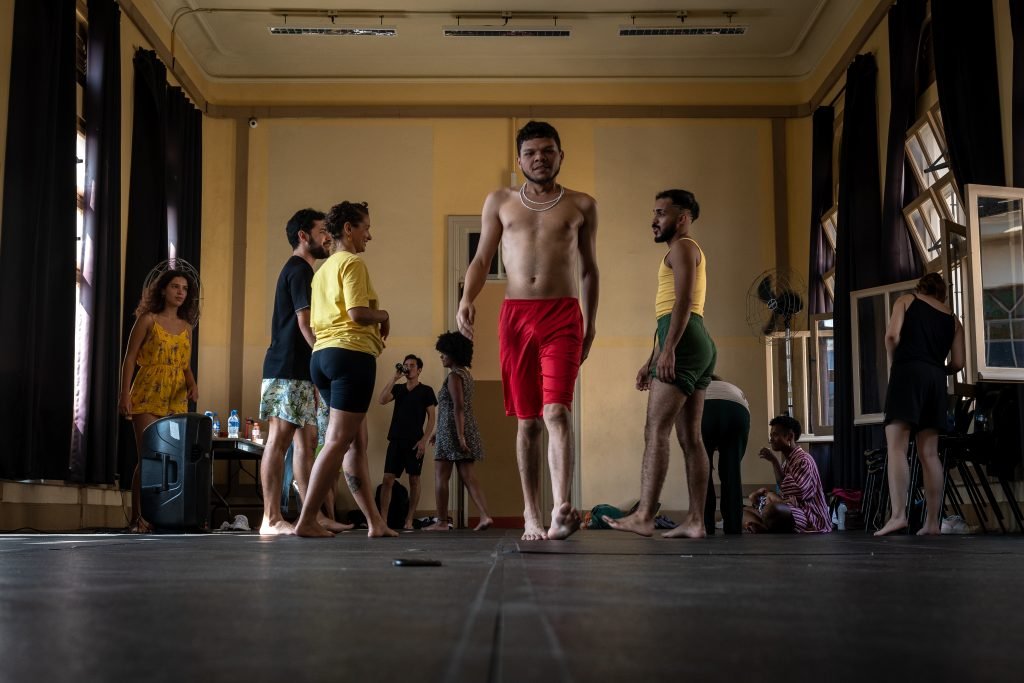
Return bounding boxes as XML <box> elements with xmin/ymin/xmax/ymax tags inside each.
<box><xmin>474</xmin><ymin>517</ymin><xmax>494</xmax><ymax>531</ymax></box>
<box><xmin>661</xmin><ymin>520</ymin><xmax>706</xmax><ymax>539</ymax></box>
<box><xmin>603</xmin><ymin>512</ymin><xmax>654</xmax><ymax>537</ymax></box>
<box><xmin>128</xmin><ymin>517</ymin><xmax>153</xmax><ymax>534</ymax></box>
<box><xmin>424</xmin><ymin>521</ymin><xmax>450</xmax><ymax>532</ymax></box>
<box><xmin>259</xmin><ymin>518</ymin><xmax>296</xmax><ymax>536</ymax></box>
<box><xmin>874</xmin><ymin>517</ymin><xmax>908</xmax><ymax>536</ymax></box>
<box><xmin>917</xmin><ymin>523</ymin><xmax>941</xmax><ymax>536</ymax></box>
<box><xmin>547</xmin><ymin>503</ymin><xmax>580</xmax><ymax>540</ymax></box>
<box><xmin>294</xmin><ymin>520</ymin><xmax>335</xmax><ymax>538</ymax></box>
<box><xmin>368</xmin><ymin>525</ymin><xmax>400</xmax><ymax>538</ymax></box>
<box><xmin>402</xmin><ymin>522</ymin><xmax>415</xmax><ymax>531</ymax></box>
<box><xmin>522</xmin><ymin>519</ymin><xmax>548</xmax><ymax>541</ymax></box>
<box><xmin>318</xmin><ymin>515</ymin><xmax>354</xmax><ymax>533</ymax></box>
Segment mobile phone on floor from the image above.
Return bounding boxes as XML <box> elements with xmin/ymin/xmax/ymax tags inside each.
<box><xmin>393</xmin><ymin>558</ymin><xmax>442</xmax><ymax>567</ymax></box>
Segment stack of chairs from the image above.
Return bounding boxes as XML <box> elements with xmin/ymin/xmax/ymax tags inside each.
<box><xmin>863</xmin><ymin>383</ymin><xmax>1024</xmax><ymax>534</ymax></box>
<box><xmin>937</xmin><ymin>384</ymin><xmax>1024</xmax><ymax>533</ymax></box>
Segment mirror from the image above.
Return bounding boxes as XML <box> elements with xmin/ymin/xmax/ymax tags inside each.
<box><xmin>971</xmin><ymin>191</ymin><xmax>1024</xmax><ymax>371</ymax></box>
<box><xmin>810</xmin><ymin>315</ymin><xmax>834</xmax><ymax>435</ymax></box>
<box><xmin>851</xmin><ymin>280</ymin><xmax>919</xmax><ymax>424</ymax></box>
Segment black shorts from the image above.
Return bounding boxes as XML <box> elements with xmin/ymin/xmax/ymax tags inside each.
<box><xmin>385</xmin><ymin>438</ymin><xmax>423</xmax><ymax>477</ymax></box>
<box><xmin>309</xmin><ymin>348</ymin><xmax>376</xmax><ymax>414</ymax></box>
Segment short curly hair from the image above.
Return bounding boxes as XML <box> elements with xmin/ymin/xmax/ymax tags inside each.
<box><xmin>436</xmin><ymin>331</ymin><xmax>473</xmax><ymax>368</ymax></box>
<box><xmin>325</xmin><ymin>201</ymin><xmax>369</xmax><ymax>240</ymax></box>
<box><xmin>134</xmin><ymin>269</ymin><xmax>198</xmax><ymax>324</ymax></box>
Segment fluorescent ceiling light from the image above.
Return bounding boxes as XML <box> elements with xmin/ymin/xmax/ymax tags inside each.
<box><xmin>443</xmin><ymin>26</ymin><xmax>572</xmax><ymax>37</ymax></box>
<box><xmin>269</xmin><ymin>26</ymin><xmax>397</xmax><ymax>36</ymax></box>
<box><xmin>618</xmin><ymin>25</ymin><xmax>747</xmax><ymax>36</ymax></box>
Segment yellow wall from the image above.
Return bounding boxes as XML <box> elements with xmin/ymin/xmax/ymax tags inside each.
<box><xmin>224</xmin><ymin>117</ymin><xmax>776</xmax><ymax>516</ymax></box>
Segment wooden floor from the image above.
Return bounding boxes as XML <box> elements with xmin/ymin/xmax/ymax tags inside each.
<box><xmin>1</xmin><ymin>529</ymin><xmax>1022</xmax><ymax>682</ymax></box>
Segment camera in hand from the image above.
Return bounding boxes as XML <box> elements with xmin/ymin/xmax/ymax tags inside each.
<box><xmin>395</xmin><ymin>362</ymin><xmax>409</xmax><ymax>375</ymax></box>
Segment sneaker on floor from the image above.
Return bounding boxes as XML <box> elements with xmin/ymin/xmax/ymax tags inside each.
<box><xmin>230</xmin><ymin>514</ymin><xmax>252</xmax><ymax>531</ymax></box>
<box><xmin>941</xmin><ymin>515</ymin><xmax>971</xmax><ymax>534</ymax></box>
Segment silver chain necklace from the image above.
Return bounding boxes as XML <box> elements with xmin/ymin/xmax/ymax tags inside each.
<box><xmin>519</xmin><ymin>183</ymin><xmax>565</xmax><ymax>212</ymax></box>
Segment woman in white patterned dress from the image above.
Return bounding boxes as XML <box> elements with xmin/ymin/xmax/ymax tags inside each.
<box><xmin>425</xmin><ymin>332</ymin><xmax>493</xmax><ymax>531</ymax></box>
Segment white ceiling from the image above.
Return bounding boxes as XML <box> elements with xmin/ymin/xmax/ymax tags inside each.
<box><xmin>150</xmin><ymin>0</ymin><xmax>861</xmax><ymax>81</ymax></box>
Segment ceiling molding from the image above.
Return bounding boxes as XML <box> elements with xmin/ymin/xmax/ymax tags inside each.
<box><xmin>120</xmin><ymin>0</ymin><xmax>209</xmax><ymax>112</ymax></box>
<box><xmin>207</xmin><ymin>103</ymin><xmax>804</xmax><ymax>119</ymax></box>
<box><xmin>807</xmin><ymin>0</ymin><xmax>893</xmax><ymax>111</ymax></box>
<box><xmin>119</xmin><ymin>0</ymin><xmax>894</xmax><ymax>120</ymax></box>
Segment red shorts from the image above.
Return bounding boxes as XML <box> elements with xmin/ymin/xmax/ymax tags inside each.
<box><xmin>498</xmin><ymin>298</ymin><xmax>583</xmax><ymax>419</ymax></box>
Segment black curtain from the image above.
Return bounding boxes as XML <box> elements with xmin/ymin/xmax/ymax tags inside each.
<box><xmin>0</xmin><ymin>0</ymin><xmax>78</xmax><ymax>480</ymax></box>
<box><xmin>117</xmin><ymin>50</ymin><xmax>204</xmax><ymax>488</ymax></box>
<box><xmin>932</xmin><ymin>0</ymin><xmax>1006</xmax><ymax>188</ymax></box>
<box><xmin>880</xmin><ymin>0</ymin><xmax>926</xmax><ymax>281</ymax></box>
<box><xmin>166</xmin><ymin>86</ymin><xmax>203</xmax><ymax>403</ymax></box>
<box><xmin>70</xmin><ymin>0</ymin><xmax>121</xmax><ymax>485</ymax></box>
<box><xmin>833</xmin><ymin>55</ymin><xmax>886</xmax><ymax>490</ymax></box>
<box><xmin>807</xmin><ymin>106</ymin><xmax>835</xmax><ymax>316</ymax></box>
<box><xmin>118</xmin><ymin>50</ymin><xmax>168</xmax><ymax>488</ymax></box>
<box><xmin>1011</xmin><ymin>0</ymin><xmax>1024</xmax><ymax>188</ymax></box>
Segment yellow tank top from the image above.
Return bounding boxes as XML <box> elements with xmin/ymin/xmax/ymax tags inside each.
<box><xmin>654</xmin><ymin>237</ymin><xmax>706</xmax><ymax>318</ymax></box>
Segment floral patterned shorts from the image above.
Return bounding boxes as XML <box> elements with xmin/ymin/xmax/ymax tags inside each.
<box><xmin>259</xmin><ymin>378</ymin><xmax>319</xmax><ymax>427</ymax></box>
<box><xmin>316</xmin><ymin>395</ymin><xmax>330</xmax><ymax>448</ymax></box>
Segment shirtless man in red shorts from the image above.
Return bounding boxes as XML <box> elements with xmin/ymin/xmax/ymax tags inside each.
<box><xmin>457</xmin><ymin>121</ymin><xmax>599</xmax><ymax>541</ymax></box>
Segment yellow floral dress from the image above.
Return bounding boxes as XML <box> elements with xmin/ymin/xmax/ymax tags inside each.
<box><xmin>130</xmin><ymin>320</ymin><xmax>192</xmax><ymax>416</ymax></box>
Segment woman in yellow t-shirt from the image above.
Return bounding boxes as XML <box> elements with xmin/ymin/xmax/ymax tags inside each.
<box><xmin>118</xmin><ymin>268</ymin><xmax>200</xmax><ymax>533</ymax></box>
<box><xmin>295</xmin><ymin>201</ymin><xmax>397</xmax><ymax>538</ymax></box>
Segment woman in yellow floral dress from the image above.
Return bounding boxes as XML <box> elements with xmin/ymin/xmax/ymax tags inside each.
<box><xmin>118</xmin><ymin>269</ymin><xmax>200</xmax><ymax>532</ymax></box>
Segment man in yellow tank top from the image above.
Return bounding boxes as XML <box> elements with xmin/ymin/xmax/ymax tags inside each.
<box><xmin>605</xmin><ymin>189</ymin><xmax>717</xmax><ymax>538</ymax></box>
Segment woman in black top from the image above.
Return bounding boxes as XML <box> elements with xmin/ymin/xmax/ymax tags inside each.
<box><xmin>875</xmin><ymin>273</ymin><xmax>965</xmax><ymax>536</ymax></box>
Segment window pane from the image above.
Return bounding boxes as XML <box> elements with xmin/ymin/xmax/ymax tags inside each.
<box><xmin>909</xmin><ymin>209</ymin><xmax>932</xmax><ymax>256</ymax></box>
<box><xmin>976</xmin><ymin>196</ymin><xmax>1024</xmax><ymax>368</ymax></box>
<box><xmin>918</xmin><ymin>125</ymin><xmax>943</xmax><ymax>171</ymax></box>
<box><xmin>922</xmin><ymin>199</ymin><xmax>943</xmax><ymax>253</ymax></box>
<box><xmin>940</xmin><ymin>183</ymin><xmax>963</xmax><ymax>225</ymax></box>
<box><xmin>906</xmin><ymin>136</ymin><xmax>929</xmax><ymax>190</ymax></box>
<box><xmin>815</xmin><ymin>318</ymin><xmax>835</xmax><ymax>428</ymax></box>
<box><xmin>76</xmin><ymin>131</ymin><xmax>86</xmax><ymax>197</ymax></box>
<box><xmin>467</xmin><ymin>231</ymin><xmax>500</xmax><ymax>277</ymax></box>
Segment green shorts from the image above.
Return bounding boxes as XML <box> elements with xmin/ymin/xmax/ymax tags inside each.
<box><xmin>652</xmin><ymin>313</ymin><xmax>717</xmax><ymax>396</ymax></box>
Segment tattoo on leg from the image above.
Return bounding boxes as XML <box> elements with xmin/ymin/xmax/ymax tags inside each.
<box><xmin>344</xmin><ymin>472</ymin><xmax>361</xmax><ymax>493</ymax></box>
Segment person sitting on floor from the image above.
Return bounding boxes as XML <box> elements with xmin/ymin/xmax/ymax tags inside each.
<box><xmin>743</xmin><ymin>415</ymin><xmax>831</xmax><ymax>534</ymax></box>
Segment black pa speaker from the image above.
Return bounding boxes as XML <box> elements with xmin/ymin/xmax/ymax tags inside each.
<box><xmin>140</xmin><ymin>413</ymin><xmax>213</xmax><ymax>531</ymax></box>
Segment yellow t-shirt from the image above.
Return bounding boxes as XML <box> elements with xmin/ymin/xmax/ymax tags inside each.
<box><xmin>654</xmin><ymin>237</ymin><xmax>706</xmax><ymax>318</ymax></box>
<box><xmin>311</xmin><ymin>251</ymin><xmax>384</xmax><ymax>357</ymax></box>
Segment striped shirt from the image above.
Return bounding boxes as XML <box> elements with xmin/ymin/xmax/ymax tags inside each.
<box><xmin>780</xmin><ymin>447</ymin><xmax>832</xmax><ymax>534</ymax></box>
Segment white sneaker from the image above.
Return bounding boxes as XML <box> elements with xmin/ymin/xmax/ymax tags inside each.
<box><xmin>230</xmin><ymin>514</ymin><xmax>252</xmax><ymax>531</ymax></box>
<box><xmin>941</xmin><ymin>515</ymin><xmax>971</xmax><ymax>534</ymax></box>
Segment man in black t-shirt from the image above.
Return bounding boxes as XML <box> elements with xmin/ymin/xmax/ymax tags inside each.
<box><xmin>378</xmin><ymin>354</ymin><xmax>437</xmax><ymax>529</ymax></box>
<box><xmin>258</xmin><ymin>208</ymin><xmax>346</xmax><ymax>535</ymax></box>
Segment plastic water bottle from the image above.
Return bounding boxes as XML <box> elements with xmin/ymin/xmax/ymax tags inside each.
<box><xmin>211</xmin><ymin>412</ymin><xmax>221</xmax><ymax>438</ymax></box>
<box><xmin>227</xmin><ymin>410</ymin><xmax>240</xmax><ymax>438</ymax></box>
<box><xmin>203</xmin><ymin>411</ymin><xmax>215</xmax><ymax>438</ymax></box>
<box><xmin>837</xmin><ymin>502</ymin><xmax>848</xmax><ymax>531</ymax></box>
